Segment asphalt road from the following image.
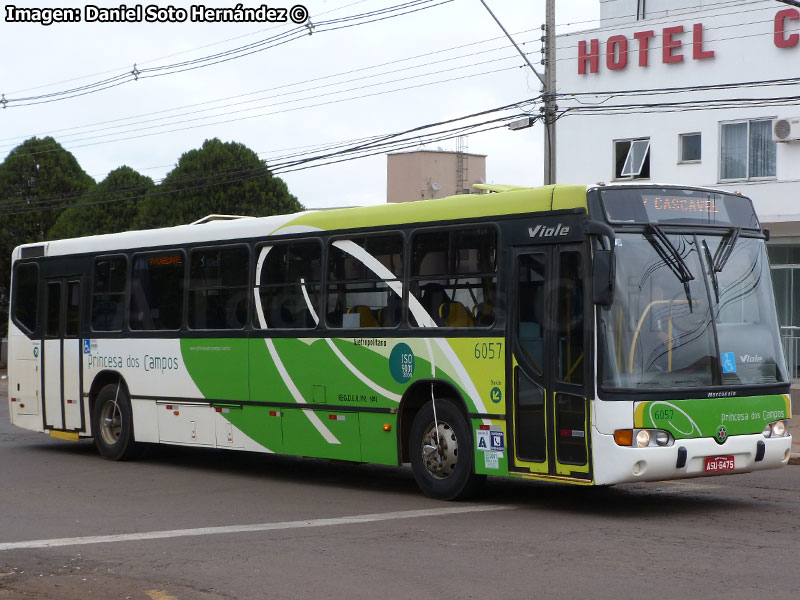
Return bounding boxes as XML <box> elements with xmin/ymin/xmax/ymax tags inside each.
<box><xmin>1</xmin><ymin>375</ymin><xmax>799</xmax><ymax>600</ymax></box>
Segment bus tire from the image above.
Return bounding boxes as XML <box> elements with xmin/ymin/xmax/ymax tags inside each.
<box><xmin>92</xmin><ymin>383</ymin><xmax>139</xmax><ymax>461</ymax></box>
<box><xmin>409</xmin><ymin>398</ymin><xmax>485</xmax><ymax>500</ymax></box>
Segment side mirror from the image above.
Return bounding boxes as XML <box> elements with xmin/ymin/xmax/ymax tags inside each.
<box><xmin>593</xmin><ymin>249</ymin><xmax>615</xmax><ymax>307</ymax></box>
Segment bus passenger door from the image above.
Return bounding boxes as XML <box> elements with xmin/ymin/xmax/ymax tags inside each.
<box><xmin>43</xmin><ymin>278</ymin><xmax>84</xmax><ymax>432</ymax></box>
<box><xmin>509</xmin><ymin>246</ymin><xmax>591</xmax><ymax>479</ymax></box>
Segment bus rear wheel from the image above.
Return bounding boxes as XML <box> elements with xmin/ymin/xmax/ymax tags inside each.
<box><xmin>92</xmin><ymin>383</ymin><xmax>139</xmax><ymax>461</ymax></box>
<box><xmin>409</xmin><ymin>398</ymin><xmax>484</xmax><ymax>500</ymax></box>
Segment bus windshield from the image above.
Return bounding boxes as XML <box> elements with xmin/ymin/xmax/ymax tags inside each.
<box><xmin>598</xmin><ymin>231</ymin><xmax>787</xmax><ymax>392</ymax></box>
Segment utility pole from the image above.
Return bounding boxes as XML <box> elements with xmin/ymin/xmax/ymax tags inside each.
<box><xmin>543</xmin><ymin>0</ymin><xmax>556</xmax><ymax>185</ymax></box>
<box><xmin>480</xmin><ymin>1</ymin><xmax>556</xmax><ymax>184</ymax></box>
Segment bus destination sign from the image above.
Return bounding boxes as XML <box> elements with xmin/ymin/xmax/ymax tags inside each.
<box><xmin>600</xmin><ymin>188</ymin><xmax>760</xmax><ymax>228</ymax></box>
<box><xmin>641</xmin><ymin>194</ymin><xmax>728</xmax><ymax>222</ymax></box>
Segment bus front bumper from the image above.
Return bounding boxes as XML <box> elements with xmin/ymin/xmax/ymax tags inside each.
<box><xmin>592</xmin><ymin>428</ymin><xmax>792</xmax><ymax>485</ymax></box>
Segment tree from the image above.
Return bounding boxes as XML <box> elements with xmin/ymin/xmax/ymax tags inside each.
<box><xmin>0</xmin><ymin>137</ymin><xmax>94</xmax><ymax>334</ymax></box>
<box><xmin>134</xmin><ymin>138</ymin><xmax>302</xmax><ymax>229</ymax></box>
<box><xmin>48</xmin><ymin>166</ymin><xmax>155</xmax><ymax>240</ymax></box>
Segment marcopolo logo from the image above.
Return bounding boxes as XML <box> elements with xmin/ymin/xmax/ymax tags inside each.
<box><xmin>528</xmin><ymin>223</ymin><xmax>570</xmax><ymax>239</ymax></box>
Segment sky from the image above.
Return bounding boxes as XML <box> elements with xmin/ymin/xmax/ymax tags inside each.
<box><xmin>0</xmin><ymin>0</ymin><xmax>600</xmax><ymax>209</ymax></box>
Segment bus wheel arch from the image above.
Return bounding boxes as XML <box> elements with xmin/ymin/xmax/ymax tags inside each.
<box><xmin>398</xmin><ymin>380</ymin><xmax>484</xmax><ymax>499</ymax></box>
<box><xmin>398</xmin><ymin>380</ymin><xmax>467</xmax><ymax>464</ymax></box>
<box><xmin>88</xmin><ymin>371</ymin><xmax>139</xmax><ymax>461</ymax></box>
<box><xmin>88</xmin><ymin>370</ymin><xmax>130</xmax><ymax>423</ymax></box>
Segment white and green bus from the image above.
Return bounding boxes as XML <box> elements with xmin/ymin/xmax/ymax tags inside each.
<box><xmin>7</xmin><ymin>184</ymin><xmax>793</xmax><ymax>499</ymax></box>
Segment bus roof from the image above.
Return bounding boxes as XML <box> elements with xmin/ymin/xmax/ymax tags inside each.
<box><xmin>16</xmin><ymin>184</ymin><xmax>589</xmax><ymax>259</ymax></box>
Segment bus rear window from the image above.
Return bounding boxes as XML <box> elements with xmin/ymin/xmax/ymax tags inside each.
<box><xmin>12</xmin><ymin>262</ymin><xmax>39</xmax><ymax>333</ymax></box>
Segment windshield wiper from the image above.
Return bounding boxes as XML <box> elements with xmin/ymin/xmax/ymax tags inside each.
<box><xmin>703</xmin><ymin>240</ymin><xmax>720</xmax><ymax>303</ymax></box>
<box><xmin>647</xmin><ymin>225</ymin><xmax>694</xmax><ymax>283</ymax></box>
<box><xmin>645</xmin><ymin>225</ymin><xmax>695</xmax><ymax>308</ymax></box>
<box><xmin>711</xmin><ymin>227</ymin><xmax>740</xmax><ymax>273</ymax></box>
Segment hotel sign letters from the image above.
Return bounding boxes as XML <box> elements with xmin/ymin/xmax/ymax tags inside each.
<box><xmin>578</xmin><ymin>8</ymin><xmax>800</xmax><ymax>74</ymax></box>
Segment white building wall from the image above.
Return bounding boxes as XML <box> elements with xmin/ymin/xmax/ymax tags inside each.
<box><xmin>557</xmin><ymin>0</ymin><xmax>800</xmax><ymax>226</ymax></box>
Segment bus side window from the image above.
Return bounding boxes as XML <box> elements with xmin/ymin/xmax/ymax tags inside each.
<box><xmin>257</xmin><ymin>241</ymin><xmax>321</xmax><ymax>329</ymax></box>
<box><xmin>517</xmin><ymin>254</ymin><xmax>545</xmax><ymax>374</ymax></box>
<box><xmin>46</xmin><ymin>282</ymin><xmax>62</xmax><ymax>338</ymax></box>
<box><xmin>129</xmin><ymin>252</ymin><xmax>185</xmax><ymax>331</ymax></box>
<box><xmin>556</xmin><ymin>251</ymin><xmax>584</xmax><ymax>385</ymax></box>
<box><xmin>11</xmin><ymin>262</ymin><xmax>39</xmax><ymax>334</ymax></box>
<box><xmin>92</xmin><ymin>256</ymin><xmax>127</xmax><ymax>332</ymax></box>
<box><xmin>326</xmin><ymin>234</ymin><xmax>403</xmax><ymax>329</ymax></box>
<box><xmin>410</xmin><ymin>227</ymin><xmax>497</xmax><ymax>328</ymax></box>
<box><xmin>188</xmin><ymin>246</ymin><xmax>249</xmax><ymax>330</ymax></box>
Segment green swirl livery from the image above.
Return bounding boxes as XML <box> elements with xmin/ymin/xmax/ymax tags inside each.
<box><xmin>7</xmin><ymin>183</ymin><xmax>793</xmax><ymax>499</ymax></box>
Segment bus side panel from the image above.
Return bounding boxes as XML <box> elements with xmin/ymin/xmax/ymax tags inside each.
<box><xmin>359</xmin><ymin>412</ymin><xmax>398</xmax><ymax>465</ymax></box>
<box><xmin>283</xmin><ymin>409</ymin><xmax>361</xmax><ymax>461</ymax></box>
<box><xmin>216</xmin><ymin>405</ymin><xmax>283</xmax><ymax>453</ymax></box>
<box><xmin>8</xmin><ymin>326</ymin><xmax>42</xmax><ymax>432</ymax></box>
<box><xmin>179</xmin><ymin>338</ymin><xmax>249</xmax><ymax>401</ymax></box>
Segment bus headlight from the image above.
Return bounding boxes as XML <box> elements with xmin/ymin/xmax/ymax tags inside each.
<box><xmin>654</xmin><ymin>430</ymin><xmax>671</xmax><ymax>446</ymax></box>
<box><xmin>615</xmin><ymin>429</ymin><xmax>674</xmax><ymax>447</ymax></box>
<box><xmin>635</xmin><ymin>430</ymin><xmax>650</xmax><ymax>447</ymax></box>
<box><xmin>763</xmin><ymin>420</ymin><xmax>788</xmax><ymax>438</ymax></box>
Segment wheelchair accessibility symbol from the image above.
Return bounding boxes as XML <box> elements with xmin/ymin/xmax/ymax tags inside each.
<box><xmin>721</xmin><ymin>352</ymin><xmax>736</xmax><ymax>374</ymax></box>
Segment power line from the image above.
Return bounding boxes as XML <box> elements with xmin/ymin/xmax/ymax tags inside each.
<box><xmin>0</xmin><ymin>100</ymin><xmax>534</xmax><ymax>215</ymax></box>
<box><xmin>556</xmin><ymin>76</ymin><xmax>800</xmax><ymax>101</ymax></box>
<box><xmin>0</xmin><ymin>117</ymin><xmax>525</xmax><ymax>216</ymax></box>
<box><xmin>5</xmin><ymin>0</ymin><xmax>373</xmax><ymax>96</ymax></box>
<box><xmin>0</xmin><ymin>37</ymin><xmax>539</xmax><ymax>153</ymax></box>
<box><xmin>1</xmin><ymin>0</ymin><xmax>454</xmax><ymax>109</ymax></box>
<box><xmin>2</xmin><ymin>62</ymin><xmax>528</xmax><ymax>163</ymax></box>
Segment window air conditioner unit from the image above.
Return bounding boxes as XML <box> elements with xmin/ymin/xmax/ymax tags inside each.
<box><xmin>772</xmin><ymin>117</ymin><xmax>800</xmax><ymax>142</ymax></box>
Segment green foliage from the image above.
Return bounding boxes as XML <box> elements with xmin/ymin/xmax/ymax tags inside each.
<box><xmin>0</xmin><ymin>136</ymin><xmax>301</xmax><ymax>337</ymax></box>
<box><xmin>0</xmin><ymin>137</ymin><xmax>95</xmax><ymax>335</ymax></box>
<box><xmin>134</xmin><ymin>138</ymin><xmax>302</xmax><ymax>229</ymax></box>
<box><xmin>48</xmin><ymin>166</ymin><xmax>155</xmax><ymax>240</ymax></box>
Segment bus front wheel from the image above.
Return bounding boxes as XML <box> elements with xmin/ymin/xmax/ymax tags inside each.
<box><xmin>409</xmin><ymin>399</ymin><xmax>485</xmax><ymax>500</ymax></box>
<box><xmin>92</xmin><ymin>383</ymin><xmax>139</xmax><ymax>461</ymax></box>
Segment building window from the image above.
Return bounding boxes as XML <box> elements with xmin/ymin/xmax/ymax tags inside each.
<box><xmin>614</xmin><ymin>138</ymin><xmax>650</xmax><ymax>179</ymax></box>
<box><xmin>720</xmin><ymin>119</ymin><xmax>776</xmax><ymax>181</ymax></box>
<box><xmin>679</xmin><ymin>133</ymin><xmax>701</xmax><ymax>163</ymax></box>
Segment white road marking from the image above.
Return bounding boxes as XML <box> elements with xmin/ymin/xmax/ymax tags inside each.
<box><xmin>0</xmin><ymin>505</ymin><xmax>514</xmax><ymax>551</ymax></box>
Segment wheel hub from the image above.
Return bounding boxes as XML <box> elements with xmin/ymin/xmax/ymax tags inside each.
<box><xmin>421</xmin><ymin>421</ymin><xmax>458</xmax><ymax>479</ymax></box>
